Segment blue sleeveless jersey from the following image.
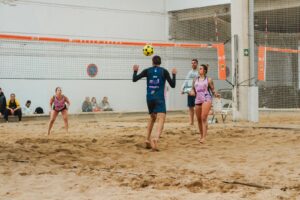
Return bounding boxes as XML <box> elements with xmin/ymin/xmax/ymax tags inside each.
<box><xmin>146</xmin><ymin>66</ymin><xmax>165</xmax><ymax>101</ymax></box>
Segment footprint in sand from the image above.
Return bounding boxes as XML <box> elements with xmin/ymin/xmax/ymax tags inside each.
<box><xmin>117</xmin><ymin>139</ymin><xmax>134</xmax><ymax>144</ymax></box>
<box><xmin>19</xmin><ymin>172</ymin><xmax>29</xmax><ymax>176</ymax></box>
<box><xmin>87</xmin><ymin>121</ymin><xmax>98</xmax><ymax>124</ymax></box>
<box><xmin>274</xmin><ymin>161</ymin><xmax>287</xmax><ymax>165</ymax></box>
<box><xmin>79</xmin><ymin>185</ymin><xmax>90</xmax><ymax>193</ymax></box>
<box><xmin>185</xmin><ymin>180</ymin><xmax>204</xmax><ymax>192</ymax></box>
<box><xmin>50</xmin><ymin>159</ymin><xmax>67</xmax><ymax>165</ymax></box>
<box><xmin>134</xmin><ymin>143</ymin><xmax>146</xmax><ymax>149</ymax></box>
<box><xmin>218</xmin><ymin>183</ymin><xmax>237</xmax><ymax>193</ymax></box>
<box><xmin>54</xmin><ymin>148</ymin><xmax>73</xmax><ymax>155</ymax></box>
<box><xmin>165</xmin><ymin>131</ymin><xmax>177</xmax><ymax>135</ymax></box>
<box><xmin>125</xmin><ymin>134</ymin><xmax>135</xmax><ymax>138</ymax></box>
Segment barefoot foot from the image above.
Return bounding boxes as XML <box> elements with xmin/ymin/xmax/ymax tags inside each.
<box><xmin>199</xmin><ymin>138</ymin><xmax>205</xmax><ymax>144</ymax></box>
<box><xmin>145</xmin><ymin>140</ymin><xmax>151</xmax><ymax>149</ymax></box>
<box><xmin>150</xmin><ymin>138</ymin><xmax>159</xmax><ymax>151</ymax></box>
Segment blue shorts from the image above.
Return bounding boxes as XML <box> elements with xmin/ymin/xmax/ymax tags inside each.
<box><xmin>147</xmin><ymin>99</ymin><xmax>166</xmax><ymax>114</ymax></box>
<box><xmin>187</xmin><ymin>95</ymin><xmax>196</xmax><ymax>107</ymax></box>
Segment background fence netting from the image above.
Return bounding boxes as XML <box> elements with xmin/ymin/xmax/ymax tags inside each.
<box><xmin>1</xmin><ymin>0</ymin><xmax>299</xmax><ymax>108</ymax></box>
<box><xmin>169</xmin><ymin>0</ymin><xmax>300</xmax><ymax>108</ymax></box>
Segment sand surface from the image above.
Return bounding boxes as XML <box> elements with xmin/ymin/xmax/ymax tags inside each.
<box><xmin>0</xmin><ymin>112</ymin><xmax>300</xmax><ymax>200</ymax></box>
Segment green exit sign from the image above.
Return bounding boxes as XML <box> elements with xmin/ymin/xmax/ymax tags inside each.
<box><xmin>244</xmin><ymin>49</ymin><xmax>249</xmax><ymax>56</ymax></box>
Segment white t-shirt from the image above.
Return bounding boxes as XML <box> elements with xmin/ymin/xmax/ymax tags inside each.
<box><xmin>181</xmin><ymin>69</ymin><xmax>198</xmax><ymax>94</ymax></box>
<box><xmin>22</xmin><ymin>106</ymin><xmax>33</xmax><ymax>115</ymax></box>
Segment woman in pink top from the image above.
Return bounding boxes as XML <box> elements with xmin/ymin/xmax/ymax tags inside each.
<box><xmin>190</xmin><ymin>64</ymin><xmax>219</xmax><ymax>143</ymax></box>
<box><xmin>47</xmin><ymin>87</ymin><xmax>70</xmax><ymax>135</ymax></box>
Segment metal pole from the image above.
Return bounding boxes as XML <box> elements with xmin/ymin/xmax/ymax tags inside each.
<box><xmin>249</xmin><ymin>0</ymin><xmax>259</xmax><ymax>122</ymax></box>
<box><xmin>249</xmin><ymin>0</ymin><xmax>255</xmax><ymax>86</ymax></box>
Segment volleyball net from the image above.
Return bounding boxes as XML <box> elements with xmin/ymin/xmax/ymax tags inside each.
<box><xmin>0</xmin><ymin>34</ymin><xmax>228</xmax><ymax>82</ymax></box>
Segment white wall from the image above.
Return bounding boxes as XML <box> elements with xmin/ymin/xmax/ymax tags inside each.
<box><xmin>0</xmin><ymin>80</ymin><xmax>147</xmax><ymax>113</ymax></box>
<box><xmin>0</xmin><ymin>0</ymin><xmax>171</xmax><ymax>113</ymax></box>
<box><xmin>0</xmin><ymin>0</ymin><xmax>230</xmax><ymax>113</ymax></box>
<box><xmin>166</xmin><ymin>0</ymin><xmax>231</xmax><ymax>12</ymax></box>
<box><xmin>0</xmin><ymin>0</ymin><xmax>167</xmax><ymax>42</ymax></box>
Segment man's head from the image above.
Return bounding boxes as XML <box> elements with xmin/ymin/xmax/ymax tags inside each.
<box><xmin>26</xmin><ymin>100</ymin><xmax>31</xmax><ymax>108</ymax></box>
<box><xmin>103</xmin><ymin>96</ymin><xmax>108</xmax><ymax>102</ymax></box>
<box><xmin>152</xmin><ymin>55</ymin><xmax>161</xmax><ymax>66</ymax></box>
<box><xmin>191</xmin><ymin>59</ymin><xmax>198</xmax><ymax>70</ymax></box>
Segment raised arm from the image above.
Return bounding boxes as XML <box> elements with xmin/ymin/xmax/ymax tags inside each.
<box><xmin>132</xmin><ymin>65</ymin><xmax>147</xmax><ymax>82</ymax></box>
<box><xmin>164</xmin><ymin>68</ymin><xmax>177</xmax><ymax>88</ymax></box>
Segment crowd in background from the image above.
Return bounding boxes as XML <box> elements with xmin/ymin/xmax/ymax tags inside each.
<box><xmin>82</xmin><ymin>96</ymin><xmax>113</xmax><ymax>112</ymax></box>
<box><xmin>0</xmin><ymin>87</ymin><xmax>113</xmax><ymax>122</ymax></box>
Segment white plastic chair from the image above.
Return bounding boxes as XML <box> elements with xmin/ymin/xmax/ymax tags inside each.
<box><xmin>210</xmin><ymin>98</ymin><xmax>232</xmax><ymax>123</ymax></box>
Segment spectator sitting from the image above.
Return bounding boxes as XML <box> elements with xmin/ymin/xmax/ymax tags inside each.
<box><xmin>82</xmin><ymin>97</ymin><xmax>93</xmax><ymax>112</ymax></box>
<box><xmin>6</xmin><ymin>93</ymin><xmax>22</xmax><ymax>121</ymax></box>
<box><xmin>100</xmin><ymin>96</ymin><xmax>113</xmax><ymax>111</ymax></box>
<box><xmin>22</xmin><ymin>100</ymin><xmax>33</xmax><ymax>115</ymax></box>
<box><xmin>0</xmin><ymin>88</ymin><xmax>7</xmax><ymax>121</ymax></box>
<box><xmin>91</xmin><ymin>97</ymin><xmax>101</xmax><ymax>112</ymax></box>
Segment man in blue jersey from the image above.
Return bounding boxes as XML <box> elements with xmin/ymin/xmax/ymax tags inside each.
<box><xmin>133</xmin><ymin>55</ymin><xmax>177</xmax><ymax>151</ymax></box>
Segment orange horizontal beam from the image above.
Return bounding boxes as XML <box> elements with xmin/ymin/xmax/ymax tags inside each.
<box><xmin>264</xmin><ymin>46</ymin><xmax>300</xmax><ymax>54</ymax></box>
<box><xmin>39</xmin><ymin>37</ymin><xmax>69</xmax><ymax>43</ymax></box>
<box><xmin>0</xmin><ymin>34</ymin><xmax>33</xmax><ymax>40</ymax></box>
<box><xmin>0</xmin><ymin>34</ymin><xmax>220</xmax><ymax>49</ymax></box>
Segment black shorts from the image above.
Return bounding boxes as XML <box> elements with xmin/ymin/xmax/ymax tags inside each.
<box><xmin>187</xmin><ymin>95</ymin><xmax>196</xmax><ymax>107</ymax></box>
<box><xmin>147</xmin><ymin>99</ymin><xmax>166</xmax><ymax>114</ymax></box>
<box><xmin>53</xmin><ymin>105</ymin><xmax>67</xmax><ymax>112</ymax></box>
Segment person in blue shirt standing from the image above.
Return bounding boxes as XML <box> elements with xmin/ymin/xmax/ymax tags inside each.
<box><xmin>133</xmin><ymin>55</ymin><xmax>177</xmax><ymax>151</ymax></box>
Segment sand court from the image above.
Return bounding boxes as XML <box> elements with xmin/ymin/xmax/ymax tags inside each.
<box><xmin>0</xmin><ymin>112</ymin><xmax>300</xmax><ymax>200</ymax></box>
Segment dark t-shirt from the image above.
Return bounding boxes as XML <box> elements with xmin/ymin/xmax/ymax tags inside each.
<box><xmin>0</xmin><ymin>93</ymin><xmax>7</xmax><ymax>112</ymax></box>
<box><xmin>133</xmin><ymin>66</ymin><xmax>176</xmax><ymax>101</ymax></box>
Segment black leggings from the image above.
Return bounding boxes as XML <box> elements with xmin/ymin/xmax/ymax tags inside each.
<box><xmin>0</xmin><ymin>109</ymin><xmax>6</xmax><ymax>121</ymax></box>
<box><xmin>5</xmin><ymin>109</ymin><xmax>22</xmax><ymax>121</ymax></box>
